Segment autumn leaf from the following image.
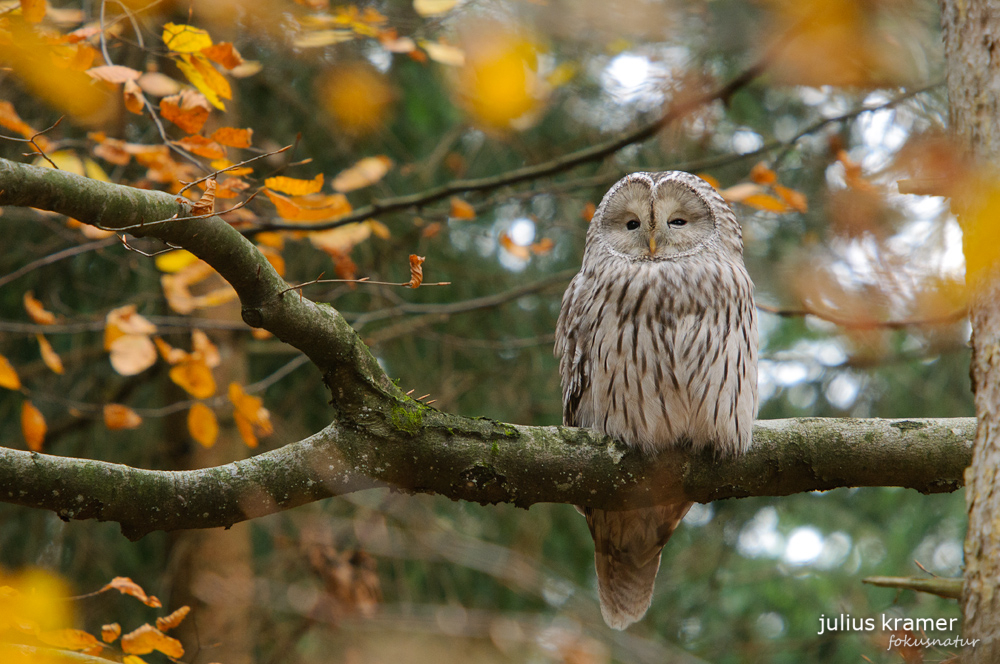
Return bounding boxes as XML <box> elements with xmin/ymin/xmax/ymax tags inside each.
<box><xmin>169</xmin><ymin>359</ymin><xmax>217</xmax><ymax>399</ymax></box>
<box><xmin>0</xmin><ymin>354</ymin><xmax>22</xmax><ymax>390</ymax></box>
<box><xmin>190</xmin><ymin>177</ymin><xmax>217</xmax><ymax>216</ymax></box>
<box><xmin>173</xmin><ymin>134</ymin><xmax>225</xmax><ymax>159</ymax></box>
<box><xmin>332</xmin><ymin>156</ymin><xmax>393</xmax><ymax>192</ymax></box>
<box><xmin>749</xmin><ymin>161</ymin><xmax>777</xmax><ymax>185</ymax></box>
<box><xmin>210</xmin><ymin>126</ymin><xmax>253</xmax><ymax>148</ymax></box>
<box><xmin>449</xmin><ymin>197</ymin><xmax>476</xmax><ymax>219</ymax></box>
<box><xmin>235</xmin><ymin>414</ymin><xmax>258</xmax><ymax>448</ymax></box>
<box><xmin>20</xmin><ymin>0</ymin><xmax>46</xmax><ymax>23</ymax></box>
<box><xmin>121</xmin><ymin>624</ymin><xmax>184</xmax><ymax>658</ymax></box>
<box><xmin>38</xmin><ymin>628</ymin><xmax>102</xmax><ymax>651</ymax></box>
<box><xmin>154</xmin><ymin>249</ymin><xmax>199</xmax><ymax>274</ymax></box>
<box><xmin>22</xmin><ymin>401</ymin><xmax>46</xmax><ymax>451</ymax></box>
<box><xmin>499</xmin><ymin>232</ymin><xmax>530</xmax><ymax>259</ymax></box>
<box><xmin>160</xmin><ymin>90</ymin><xmax>211</xmax><ymax>133</ymax></box>
<box><xmin>308</xmin><ymin>221</ymin><xmax>372</xmax><ymax>255</ymax></box>
<box><xmin>531</xmin><ymin>237</ymin><xmax>555</xmax><ymax>255</ymax></box>
<box><xmin>264</xmin><ymin>173</ymin><xmax>324</xmax><ymax>196</ymax></box>
<box><xmin>229</xmin><ymin>382</ymin><xmax>273</xmax><ymax>448</ymax></box>
<box><xmin>104</xmin><ymin>404</ymin><xmax>143</xmax><ymax>430</ymax></box>
<box><xmin>774</xmin><ymin>184</ymin><xmax>808</xmax><ymax>213</ymax></box>
<box><xmin>187</xmin><ymin>403</ymin><xmax>218</xmax><ymax>448</ymax></box>
<box><xmin>102</xmin><ymin>623</ymin><xmax>122</xmax><ymax>643</ymax></box>
<box><xmin>264</xmin><ymin>189</ymin><xmax>352</xmax><ymax>223</ymax></box>
<box><xmin>413</xmin><ymin>0</ymin><xmax>458</xmax><ymax>17</ymax></box>
<box><xmin>581</xmin><ymin>201</ymin><xmax>596</xmax><ymax>222</ymax></box>
<box><xmin>408</xmin><ymin>254</ymin><xmax>425</xmax><ymax>288</ymax></box>
<box><xmin>202</xmin><ymin>42</ymin><xmax>244</xmax><ymax>69</ymax></box>
<box><xmin>123</xmin><ymin>78</ymin><xmax>145</xmax><ymax>114</ymax></box>
<box><xmin>422</xmin><ymin>41</ymin><xmax>465</xmax><ymax>66</ymax></box>
<box><xmin>162</xmin><ymin>23</ymin><xmax>213</xmax><ymax>53</ymax></box>
<box><xmin>741</xmin><ymin>193</ymin><xmax>790</xmax><ymax>213</ymax></box>
<box><xmin>138</xmin><ymin>71</ymin><xmax>183</xmax><ymax>97</ymax></box>
<box><xmin>696</xmin><ymin>173</ymin><xmax>721</xmax><ymax>190</ymax></box>
<box><xmin>719</xmin><ymin>182</ymin><xmax>761</xmax><ymax>203</ymax></box>
<box><xmin>316</xmin><ymin>63</ymin><xmax>395</xmax><ymax>136</ymax></box>
<box><xmin>24</xmin><ymin>291</ymin><xmax>56</xmax><ymax>324</ymax></box>
<box><xmin>156</xmin><ymin>605</ymin><xmax>191</xmax><ymax>632</ymax></box>
<box><xmin>109</xmin><ymin>335</ymin><xmax>158</xmax><ymax>376</ymax></box>
<box><xmin>36</xmin><ymin>334</ymin><xmax>64</xmax><ymax>375</ymax></box>
<box><xmin>0</xmin><ymin>100</ymin><xmax>42</xmax><ymax>143</ymax></box>
<box><xmin>86</xmin><ymin>65</ymin><xmax>142</xmax><ymax>84</ymax></box>
<box><xmin>176</xmin><ymin>53</ymin><xmax>231</xmax><ymax>111</ymax></box>
<box><xmin>101</xmin><ymin>577</ymin><xmax>162</xmax><ymax>607</ymax></box>
<box><xmin>153</xmin><ymin>337</ymin><xmax>188</xmax><ymax>364</ymax></box>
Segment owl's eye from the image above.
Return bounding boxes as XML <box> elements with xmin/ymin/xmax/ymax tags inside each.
<box><xmin>668</xmin><ymin>218</ymin><xmax>688</xmax><ymax>227</ymax></box>
<box><xmin>625</xmin><ymin>219</ymin><xmax>641</xmax><ymax>230</ymax></box>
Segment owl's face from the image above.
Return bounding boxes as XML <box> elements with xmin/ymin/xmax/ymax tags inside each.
<box><xmin>592</xmin><ymin>172</ymin><xmax>731</xmax><ymax>261</ymax></box>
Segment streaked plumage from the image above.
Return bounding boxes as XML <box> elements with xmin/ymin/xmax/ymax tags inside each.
<box><xmin>555</xmin><ymin>171</ymin><xmax>758</xmax><ymax>629</ymax></box>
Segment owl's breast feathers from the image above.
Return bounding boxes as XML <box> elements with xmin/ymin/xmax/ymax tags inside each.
<box><xmin>556</xmin><ymin>254</ymin><xmax>758</xmax><ymax>456</ymax></box>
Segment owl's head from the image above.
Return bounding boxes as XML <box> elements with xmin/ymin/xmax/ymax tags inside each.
<box><xmin>589</xmin><ymin>171</ymin><xmax>743</xmax><ymax>261</ymax></box>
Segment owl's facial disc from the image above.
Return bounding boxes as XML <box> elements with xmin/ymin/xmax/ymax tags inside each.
<box><xmin>648</xmin><ymin>179</ymin><xmax>717</xmax><ymax>257</ymax></box>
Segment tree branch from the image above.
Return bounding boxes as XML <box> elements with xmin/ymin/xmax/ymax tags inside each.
<box><xmin>0</xmin><ymin>416</ymin><xmax>974</xmax><ymax>541</ymax></box>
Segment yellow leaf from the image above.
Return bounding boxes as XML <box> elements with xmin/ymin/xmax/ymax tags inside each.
<box><xmin>187</xmin><ymin>403</ymin><xmax>218</xmax><ymax>448</ymax></box>
<box><xmin>316</xmin><ymin>63</ymin><xmax>395</xmax><ymax>136</ymax></box>
<box><xmin>234</xmin><ymin>412</ymin><xmax>258</xmax><ymax>448</ymax></box>
<box><xmin>175</xmin><ymin>55</ymin><xmax>224</xmax><ymax>110</ymax></box>
<box><xmin>121</xmin><ymin>624</ymin><xmax>184</xmax><ymax>658</ymax></box>
<box><xmin>156</xmin><ymin>605</ymin><xmax>191</xmax><ymax>632</ymax></box>
<box><xmin>123</xmin><ymin>78</ymin><xmax>145</xmax><ymax>115</ymax></box>
<box><xmin>20</xmin><ymin>0</ymin><xmax>46</xmax><ymax>23</ymax></box>
<box><xmin>153</xmin><ymin>336</ymin><xmax>188</xmax><ymax>365</ymax></box>
<box><xmin>155</xmin><ymin>249</ymin><xmax>200</xmax><ymax>273</ymax></box>
<box><xmin>38</xmin><ymin>628</ymin><xmax>102</xmax><ymax>651</ymax></box>
<box><xmin>264</xmin><ymin>173</ymin><xmax>324</xmax><ymax>196</ymax></box>
<box><xmin>229</xmin><ymin>382</ymin><xmax>273</xmax><ymax>441</ymax></box>
<box><xmin>104</xmin><ymin>404</ymin><xmax>143</xmax><ymax>430</ymax></box>
<box><xmin>162</xmin><ymin>23</ymin><xmax>213</xmax><ymax>53</ymax></box>
<box><xmin>183</xmin><ymin>53</ymin><xmax>231</xmax><ymax>107</ymax></box>
<box><xmin>84</xmin><ymin>158</ymin><xmax>110</xmax><ymax>182</ymax></box>
<box><xmin>293</xmin><ymin>29</ymin><xmax>355</xmax><ymax>49</ymax></box>
<box><xmin>100</xmin><ymin>577</ymin><xmax>162</xmax><ymax>607</ymax></box>
<box><xmin>123</xmin><ymin>656</ymin><xmax>148</xmax><ymax>664</ymax></box>
<box><xmin>109</xmin><ymin>334</ymin><xmax>158</xmax><ymax>376</ymax></box>
<box><xmin>102</xmin><ymin>623</ymin><xmax>122</xmax><ymax>643</ymax></box>
<box><xmin>0</xmin><ymin>354</ymin><xmax>22</xmax><ymax>390</ymax></box>
<box><xmin>264</xmin><ymin>189</ymin><xmax>352</xmax><ymax>223</ymax></box>
<box><xmin>21</xmin><ymin>401</ymin><xmax>46</xmax><ymax>451</ymax></box>
<box><xmin>332</xmin><ymin>156</ymin><xmax>392</xmax><ymax>192</ymax></box>
<box><xmin>36</xmin><ymin>334</ymin><xmax>64</xmax><ymax>375</ymax></box>
<box><xmin>367</xmin><ymin>219</ymin><xmax>391</xmax><ymax>239</ymax></box>
<box><xmin>170</xmin><ymin>359</ymin><xmax>217</xmax><ymax>398</ymax></box>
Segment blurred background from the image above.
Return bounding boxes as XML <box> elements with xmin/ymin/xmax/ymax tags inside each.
<box><xmin>0</xmin><ymin>0</ymin><xmax>970</xmax><ymax>662</ymax></box>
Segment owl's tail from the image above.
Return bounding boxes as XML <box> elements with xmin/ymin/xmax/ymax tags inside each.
<box><xmin>584</xmin><ymin>502</ymin><xmax>693</xmax><ymax>630</ymax></box>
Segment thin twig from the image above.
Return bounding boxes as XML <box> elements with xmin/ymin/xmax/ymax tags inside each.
<box><xmin>756</xmin><ymin>302</ymin><xmax>967</xmax><ymax>329</ymax></box>
<box><xmin>0</xmin><ymin>117</ymin><xmax>65</xmax><ymax>168</ymax></box>
<box><xmin>0</xmin><ymin>236</ymin><xmax>119</xmax><ymax>289</ymax></box>
<box><xmin>278</xmin><ymin>276</ymin><xmax>450</xmax><ymax>297</ymax></box>
<box><xmin>177</xmin><ymin>145</ymin><xmax>293</xmax><ymax>196</ymax></box>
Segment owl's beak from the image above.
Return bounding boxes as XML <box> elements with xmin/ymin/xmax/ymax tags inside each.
<box><xmin>648</xmin><ymin>236</ymin><xmax>657</xmax><ymax>254</ymax></box>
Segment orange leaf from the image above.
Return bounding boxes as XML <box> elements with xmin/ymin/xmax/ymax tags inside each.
<box><xmin>170</xmin><ymin>359</ymin><xmax>216</xmax><ymax>399</ymax></box>
<box><xmin>407</xmin><ymin>254</ymin><xmax>425</xmax><ymax>288</ymax></box>
<box><xmin>191</xmin><ymin>330</ymin><xmax>221</xmax><ymax>367</ymax></box>
<box><xmin>159</xmin><ymin>90</ymin><xmax>211</xmax><ymax>134</ymax></box>
<box><xmin>530</xmin><ymin>237</ymin><xmax>555</xmax><ymax>255</ymax></box>
<box><xmin>104</xmin><ymin>404</ymin><xmax>143</xmax><ymax>430</ymax></box>
<box><xmin>228</xmin><ymin>382</ymin><xmax>273</xmax><ymax>443</ymax></box>
<box><xmin>156</xmin><ymin>605</ymin><xmax>191</xmax><ymax>632</ymax></box>
<box><xmin>719</xmin><ymin>182</ymin><xmax>761</xmax><ymax>203</ymax></box>
<box><xmin>36</xmin><ymin>334</ymin><xmax>64</xmax><ymax>375</ymax></box>
<box><xmin>20</xmin><ymin>0</ymin><xmax>46</xmax><ymax>23</ymax></box>
<box><xmin>174</xmin><ymin>135</ymin><xmax>225</xmax><ymax>160</ymax></box>
<box><xmin>121</xmin><ymin>624</ymin><xmax>184</xmax><ymax>658</ymax></box>
<box><xmin>260</xmin><ymin>245</ymin><xmax>286</xmax><ymax>277</ymax></box>
<box><xmin>749</xmin><ymin>161</ymin><xmax>777</xmax><ymax>185</ymax></box>
<box><xmin>308</xmin><ymin>222</ymin><xmax>372</xmax><ymax>255</ymax></box>
<box><xmin>499</xmin><ymin>232</ymin><xmax>530</xmax><ymax>259</ymax></box>
<box><xmin>264</xmin><ymin>189</ymin><xmax>351</xmax><ymax>223</ymax></box>
<box><xmin>421</xmin><ymin>221</ymin><xmax>442</xmax><ymax>238</ymax></box>
<box><xmin>24</xmin><ymin>291</ymin><xmax>56</xmax><ymax>324</ymax></box>
<box><xmin>696</xmin><ymin>174</ymin><xmax>721</xmax><ymax>191</ymax></box>
<box><xmin>102</xmin><ymin>623</ymin><xmax>121</xmax><ymax>643</ymax></box>
<box><xmin>332</xmin><ymin>155</ymin><xmax>392</xmax><ymax>192</ymax></box>
<box><xmin>190</xmin><ymin>177</ymin><xmax>217</xmax><ymax>215</ymax></box>
<box><xmin>38</xmin><ymin>628</ymin><xmax>102</xmax><ymax>651</ymax></box>
<box><xmin>234</xmin><ymin>412</ymin><xmax>258</xmax><ymax>448</ymax></box>
<box><xmin>209</xmin><ymin>126</ymin><xmax>252</xmax><ymax>148</ymax></box>
<box><xmin>264</xmin><ymin>173</ymin><xmax>324</xmax><ymax>196</ymax></box>
<box><xmin>123</xmin><ymin>79</ymin><xmax>145</xmax><ymax>115</ymax></box>
<box><xmin>153</xmin><ymin>337</ymin><xmax>188</xmax><ymax>364</ymax></box>
<box><xmin>581</xmin><ymin>201</ymin><xmax>596</xmax><ymax>222</ymax></box>
<box><xmin>449</xmin><ymin>197</ymin><xmax>476</xmax><ymax>219</ymax></box>
<box><xmin>202</xmin><ymin>42</ymin><xmax>244</xmax><ymax>69</ymax></box>
<box><xmin>21</xmin><ymin>401</ymin><xmax>46</xmax><ymax>451</ymax></box>
<box><xmin>101</xmin><ymin>577</ymin><xmax>162</xmax><ymax>607</ymax></box>
<box><xmin>105</xmin><ymin>305</ymin><xmax>156</xmax><ymax>350</ymax></box>
<box><xmin>0</xmin><ymin>354</ymin><xmax>22</xmax><ymax>390</ymax></box>
<box><xmin>187</xmin><ymin>403</ymin><xmax>218</xmax><ymax>448</ymax></box>
<box><xmin>774</xmin><ymin>184</ymin><xmax>809</xmax><ymax>213</ymax></box>
<box><xmin>0</xmin><ymin>100</ymin><xmax>39</xmax><ymax>140</ymax></box>
<box><xmin>109</xmin><ymin>335</ymin><xmax>158</xmax><ymax>376</ymax></box>
<box><xmin>741</xmin><ymin>193</ymin><xmax>790</xmax><ymax>213</ymax></box>
<box><xmin>86</xmin><ymin>65</ymin><xmax>142</xmax><ymax>84</ymax></box>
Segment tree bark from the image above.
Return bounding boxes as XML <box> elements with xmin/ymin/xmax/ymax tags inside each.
<box><xmin>939</xmin><ymin>0</ymin><xmax>1000</xmax><ymax>659</ymax></box>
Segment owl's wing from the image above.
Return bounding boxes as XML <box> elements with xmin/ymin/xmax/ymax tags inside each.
<box><xmin>555</xmin><ymin>271</ymin><xmax>592</xmax><ymax>427</ymax></box>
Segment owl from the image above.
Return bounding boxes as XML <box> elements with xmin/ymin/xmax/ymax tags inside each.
<box><xmin>555</xmin><ymin>171</ymin><xmax>758</xmax><ymax>630</ymax></box>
